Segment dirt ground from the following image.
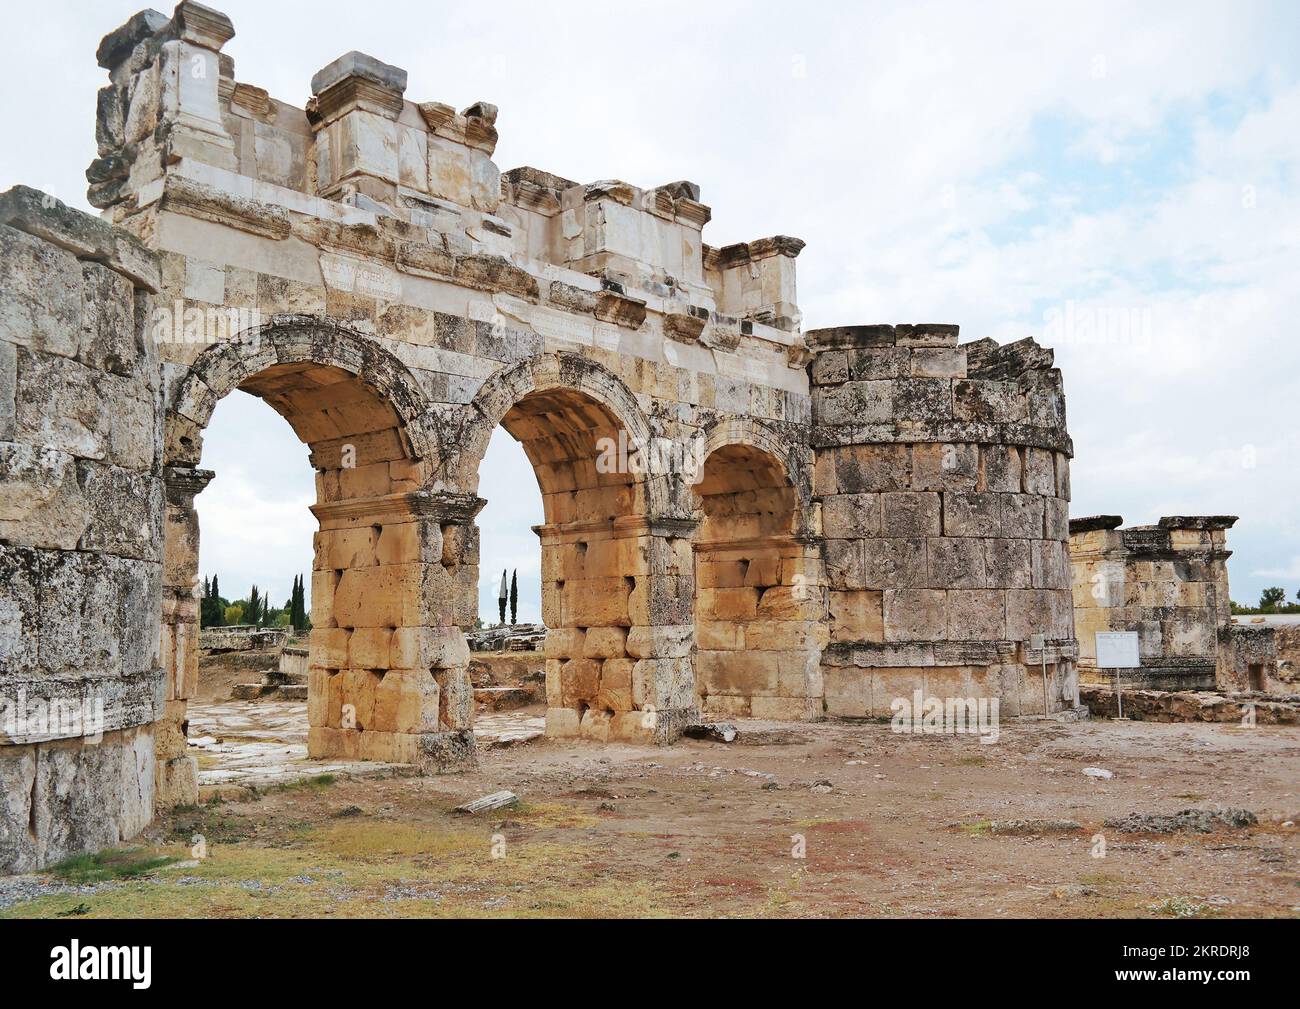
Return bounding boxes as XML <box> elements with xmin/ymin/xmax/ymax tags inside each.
<box><xmin>2</xmin><ymin>715</ymin><xmax>1296</xmax><ymax>919</ymax></box>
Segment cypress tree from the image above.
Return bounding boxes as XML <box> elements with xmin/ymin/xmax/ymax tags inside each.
<box><xmin>510</xmin><ymin>569</ymin><xmax>518</xmax><ymax>625</ymax></box>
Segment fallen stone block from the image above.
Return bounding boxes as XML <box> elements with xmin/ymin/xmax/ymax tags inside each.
<box><xmin>453</xmin><ymin>790</ymin><xmax>519</xmax><ymax>815</ymax></box>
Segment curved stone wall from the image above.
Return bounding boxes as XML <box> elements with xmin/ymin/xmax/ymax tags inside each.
<box><xmin>807</xmin><ymin>324</ymin><xmax>1078</xmax><ymax>718</ymax></box>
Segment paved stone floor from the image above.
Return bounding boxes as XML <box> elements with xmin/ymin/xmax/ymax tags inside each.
<box><xmin>188</xmin><ymin>701</ymin><xmax>545</xmax><ymax>795</ymax></box>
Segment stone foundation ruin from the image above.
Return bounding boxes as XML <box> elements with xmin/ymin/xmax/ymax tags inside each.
<box><xmin>0</xmin><ymin>2</ymin><xmax>1083</xmax><ymax>871</ymax></box>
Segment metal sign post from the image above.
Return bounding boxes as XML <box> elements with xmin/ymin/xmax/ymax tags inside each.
<box><xmin>1095</xmin><ymin>631</ymin><xmax>1140</xmax><ymax>719</ymax></box>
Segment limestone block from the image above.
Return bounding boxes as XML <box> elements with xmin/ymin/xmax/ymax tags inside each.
<box><xmin>545</xmin><ymin>706</ymin><xmax>581</xmax><ymax>737</ymax></box>
<box><xmin>823</xmin><ymin>667</ymin><xmax>871</xmax><ymax>718</ymax></box>
<box><xmin>372</xmin><ymin>669</ymin><xmax>440</xmax><ymax>733</ymax></box>
<box><xmin>912</xmin><ymin>442</ymin><xmax>977</xmax><ymax>491</ymax></box>
<box><xmin>543</xmin><ymin>626</ymin><xmax>586</xmax><ymax>659</ymax></box>
<box><xmin>981</xmin><ymin>444</ymin><xmax>1022</xmax><ymax>493</ymax></box>
<box><xmin>697</xmin><ymin>621</ymin><xmax>742</xmax><ymax>650</ymax></box>
<box><xmin>947</xmin><ymin>589</ymin><xmax>1007</xmax><ymax>640</ymax></box>
<box><xmin>0</xmin><ymin>226</ymin><xmax>86</xmax><ymax>360</ymax></box>
<box><xmin>1005</xmin><ymin>588</ymin><xmax>1055</xmax><ymax>641</ymax></box>
<box><xmin>833</xmin><ymin>444</ymin><xmax>911</xmax><ymax>493</ymax></box>
<box><xmin>597</xmin><ymin>657</ymin><xmax>634</xmax><ymax>710</ymax></box>
<box><xmin>953</xmin><ymin>380</ymin><xmax>1026</xmax><ymax>423</ymax></box>
<box><xmin>1000</xmin><ymin>494</ymin><xmax>1045</xmax><ymax>539</ymax></box>
<box><xmin>881</xmin><ymin>491</ymin><xmax>942</xmax><ymax>537</ymax></box>
<box><xmin>559</xmin><ymin>658</ymin><xmax>601</xmax><ymax>707</ymax></box>
<box><xmin>1024</xmin><ymin>447</ymin><xmax>1056</xmax><ymax>496</ymax></box>
<box><xmin>1031</xmin><ymin>539</ymin><xmax>1070</xmax><ymax>589</ymax></box>
<box><xmin>310</xmin><ymin>626</ymin><xmax>350</xmax><ymax>669</ymax></box>
<box><xmin>849</xmin><ymin>347</ymin><xmax>910</xmax><ymax>380</ymax></box>
<box><xmin>624</xmin><ymin>624</ymin><xmax>693</xmax><ymax>659</ymax></box>
<box><xmin>698</xmin><ymin>586</ymin><xmax>758</xmax><ymax>621</ymax></box>
<box><xmin>911</xmin><ymin>348</ymin><xmax>966</xmax><ymax>379</ymax></box>
<box><xmin>829</xmin><ymin>590</ymin><xmax>884</xmax><ymax>643</ymax></box>
<box><xmin>891</xmin><ymin>378</ymin><xmax>952</xmax><ymax>422</ymax></box>
<box><xmin>633</xmin><ymin>656</ymin><xmax>694</xmax><ymax>710</ymax></box>
<box><xmin>821</xmin><ymin>493</ymin><xmax>880</xmax><ymax>538</ymax></box>
<box><xmin>696</xmin><ymin>650</ymin><xmax>780</xmax><ymax>696</ymax></box>
<box><xmin>434</xmin><ymin>665</ymin><xmax>474</xmax><ymax>729</ymax></box>
<box><xmin>583</xmin><ymin>626</ymin><xmax>628</xmax><ymax>658</ymax></box>
<box><xmin>860</xmin><ymin>537</ymin><xmax>926</xmax><ymax>590</ymax></box>
<box><xmin>816</xmin><ymin>380</ymin><xmax>893</xmax><ymax>426</ymax></box>
<box><xmin>390</xmin><ymin>625</ymin><xmax>469</xmax><ymax>670</ymax></box>
<box><xmin>985</xmin><ymin>537</ymin><xmax>1032</xmax><ymax>589</ymax></box>
<box><xmin>755</xmin><ymin>585</ymin><xmax>821</xmax><ymax>621</ymax></box>
<box><xmin>348</xmin><ymin>626</ymin><xmax>392</xmax><ymax>669</ymax></box>
<box><xmin>943</xmin><ymin>491</ymin><xmax>1001</xmax><ymax>538</ymax></box>
<box><xmin>883</xmin><ymin>589</ymin><xmax>948</xmax><ymax>642</ymax></box>
<box><xmin>927</xmin><ymin>537</ymin><xmax>986</xmax><ymax>589</ymax></box>
<box><xmin>14</xmin><ymin>350</ymin><xmax>114</xmax><ymax>461</ymax></box>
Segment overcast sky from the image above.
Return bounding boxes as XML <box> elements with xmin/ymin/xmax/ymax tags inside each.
<box><xmin>2</xmin><ymin>0</ymin><xmax>1297</xmax><ymax>620</ymax></box>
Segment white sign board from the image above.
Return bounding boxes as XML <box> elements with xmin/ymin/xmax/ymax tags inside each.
<box><xmin>1095</xmin><ymin>631</ymin><xmax>1140</xmax><ymax>668</ymax></box>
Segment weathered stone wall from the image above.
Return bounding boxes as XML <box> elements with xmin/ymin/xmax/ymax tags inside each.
<box><xmin>0</xmin><ymin>188</ymin><xmax>165</xmax><ymax>871</ymax></box>
<box><xmin>1069</xmin><ymin>515</ymin><xmax>1235</xmax><ymax>691</ymax></box>
<box><xmin>807</xmin><ymin>328</ymin><xmax>1078</xmax><ymax>717</ymax></box>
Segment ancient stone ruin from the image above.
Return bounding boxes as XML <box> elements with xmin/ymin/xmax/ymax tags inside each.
<box><xmin>1069</xmin><ymin>514</ymin><xmax>1300</xmax><ymax>722</ymax></box>
<box><xmin>1069</xmin><ymin>515</ymin><xmax>1238</xmax><ymax>691</ymax></box>
<box><xmin>0</xmin><ymin>1</ymin><xmax>1082</xmax><ymax>872</ymax></box>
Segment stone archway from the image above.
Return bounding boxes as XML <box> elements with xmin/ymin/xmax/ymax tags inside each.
<box><xmin>157</xmin><ymin>316</ymin><xmax>476</xmax><ymax>806</ymax></box>
<box><xmin>692</xmin><ymin>418</ymin><xmax>826</xmax><ymax>720</ymax></box>
<box><xmin>456</xmin><ymin>352</ymin><xmax>698</xmax><ymax>743</ymax></box>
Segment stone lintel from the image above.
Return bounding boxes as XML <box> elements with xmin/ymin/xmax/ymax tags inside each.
<box><xmin>311</xmin><ymin>490</ymin><xmax>486</xmax><ymax>526</ymax></box>
<box><xmin>805</xmin><ymin>323</ymin><xmax>960</xmax><ymax>351</ymax></box>
<box><xmin>1158</xmin><ymin>515</ymin><xmax>1239</xmax><ymax>531</ymax></box>
<box><xmin>1068</xmin><ymin>515</ymin><xmax>1124</xmax><ymax>535</ymax></box>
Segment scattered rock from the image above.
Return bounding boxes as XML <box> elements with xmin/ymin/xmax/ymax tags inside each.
<box><xmin>810</xmin><ymin>779</ymin><xmax>833</xmax><ymax>794</ymax></box>
<box><xmin>1104</xmin><ymin>807</ymin><xmax>1258</xmax><ymax>834</ymax></box>
<box><xmin>684</xmin><ymin>722</ymin><xmax>738</xmax><ymax>743</ymax></box>
<box><xmin>1082</xmin><ymin>767</ymin><xmax>1113</xmax><ymax>779</ymax></box>
<box><xmin>454</xmin><ymin>791</ymin><xmax>519</xmax><ymax>815</ymax></box>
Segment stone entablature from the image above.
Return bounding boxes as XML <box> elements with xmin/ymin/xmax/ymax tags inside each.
<box><xmin>1069</xmin><ymin>514</ymin><xmax>1237</xmax><ymax>691</ymax></box>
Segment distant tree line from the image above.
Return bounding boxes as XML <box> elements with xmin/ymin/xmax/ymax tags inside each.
<box><xmin>1230</xmin><ymin>586</ymin><xmax>1300</xmax><ymax>615</ymax></box>
<box><xmin>201</xmin><ymin>574</ymin><xmax>310</xmax><ymax>631</ymax></box>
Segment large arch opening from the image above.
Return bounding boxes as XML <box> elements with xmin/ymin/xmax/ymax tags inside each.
<box><xmin>156</xmin><ymin>322</ymin><xmax>475</xmax><ymax>806</ymax></box>
<box><xmin>461</xmin><ymin>354</ymin><xmax>696</xmax><ymax>744</ymax></box>
<box><xmin>692</xmin><ymin>441</ymin><xmax>825</xmax><ymax>721</ymax></box>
